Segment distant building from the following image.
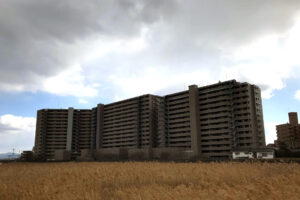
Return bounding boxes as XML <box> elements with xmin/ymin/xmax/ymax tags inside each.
<box><xmin>266</xmin><ymin>143</ymin><xmax>276</xmax><ymax>148</ymax></box>
<box><xmin>20</xmin><ymin>151</ymin><xmax>34</xmax><ymax>161</ymax></box>
<box><xmin>33</xmin><ymin>80</ymin><xmax>266</xmax><ymax>161</ymax></box>
<box><xmin>276</xmin><ymin>112</ymin><xmax>300</xmax><ymax>150</ymax></box>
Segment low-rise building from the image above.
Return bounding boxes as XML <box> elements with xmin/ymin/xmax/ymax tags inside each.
<box><xmin>232</xmin><ymin>148</ymin><xmax>274</xmax><ymax>159</ymax></box>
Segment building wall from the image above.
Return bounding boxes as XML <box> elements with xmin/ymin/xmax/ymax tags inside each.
<box><xmin>198</xmin><ymin>81</ymin><xmax>235</xmax><ymax>157</ymax></box>
<box><xmin>102</xmin><ymin>97</ymin><xmax>139</xmax><ymax>148</ymax></box>
<box><xmin>34</xmin><ymin>110</ymin><xmax>45</xmax><ymax>159</ymax></box>
<box><xmin>33</xmin><ymin>80</ymin><xmax>266</xmax><ymax>160</ymax></box>
<box><xmin>34</xmin><ymin>109</ymin><xmax>69</xmax><ymax>160</ymax></box>
<box><xmin>157</xmin><ymin>97</ymin><xmax>167</xmax><ymax>147</ymax></box>
<box><xmin>71</xmin><ymin>109</ymin><xmax>93</xmax><ymax>158</ymax></box>
<box><xmin>165</xmin><ymin>90</ymin><xmax>191</xmax><ymax>148</ymax></box>
<box><xmin>101</xmin><ymin>94</ymin><xmax>160</xmax><ymax>149</ymax></box>
<box><xmin>195</xmin><ymin>80</ymin><xmax>265</xmax><ymax>157</ymax></box>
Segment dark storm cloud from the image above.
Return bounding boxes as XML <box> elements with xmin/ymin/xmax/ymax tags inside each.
<box><xmin>146</xmin><ymin>0</ymin><xmax>300</xmax><ymax>65</ymax></box>
<box><xmin>0</xmin><ymin>0</ymin><xmax>175</xmax><ymax>90</ymax></box>
<box><xmin>0</xmin><ymin>0</ymin><xmax>300</xmax><ymax>92</ymax></box>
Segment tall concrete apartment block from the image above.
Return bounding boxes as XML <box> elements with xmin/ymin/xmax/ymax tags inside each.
<box><xmin>276</xmin><ymin>112</ymin><xmax>300</xmax><ymax>150</ymax></box>
<box><xmin>34</xmin><ymin>80</ymin><xmax>266</xmax><ymax>160</ymax></box>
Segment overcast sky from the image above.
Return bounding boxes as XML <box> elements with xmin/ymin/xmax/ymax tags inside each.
<box><xmin>1</xmin><ymin>0</ymin><xmax>300</xmax><ymax>153</ymax></box>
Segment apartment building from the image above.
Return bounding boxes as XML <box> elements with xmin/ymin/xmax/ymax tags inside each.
<box><xmin>276</xmin><ymin>112</ymin><xmax>300</xmax><ymax>150</ymax></box>
<box><xmin>33</xmin><ymin>80</ymin><xmax>266</xmax><ymax>161</ymax></box>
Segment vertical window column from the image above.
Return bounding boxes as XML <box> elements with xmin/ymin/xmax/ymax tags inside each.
<box><xmin>96</xmin><ymin>104</ymin><xmax>104</xmax><ymax>149</ymax></box>
<box><xmin>189</xmin><ymin>85</ymin><xmax>202</xmax><ymax>157</ymax></box>
<box><xmin>66</xmin><ymin>107</ymin><xmax>74</xmax><ymax>151</ymax></box>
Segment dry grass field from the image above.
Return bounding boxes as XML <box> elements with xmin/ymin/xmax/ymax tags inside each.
<box><xmin>1</xmin><ymin>162</ymin><xmax>300</xmax><ymax>200</ymax></box>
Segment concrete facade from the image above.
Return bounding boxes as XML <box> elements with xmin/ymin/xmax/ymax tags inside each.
<box><xmin>54</xmin><ymin>150</ymin><xmax>71</xmax><ymax>161</ymax></box>
<box><xmin>276</xmin><ymin>112</ymin><xmax>300</xmax><ymax>150</ymax></box>
<box><xmin>33</xmin><ymin>80</ymin><xmax>266</xmax><ymax>161</ymax></box>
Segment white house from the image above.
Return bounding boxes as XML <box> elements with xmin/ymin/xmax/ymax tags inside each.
<box><xmin>232</xmin><ymin>148</ymin><xmax>275</xmax><ymax>160</ymax></box>
<box><xmin>232</xmin><ymin>151</ymin><xmax>254</xmax><ymax>159</ymax></box>
<box><xmin>256</xmin><ymin>151</ymin><xmax>274</xmax><ymax>159</ymax></box>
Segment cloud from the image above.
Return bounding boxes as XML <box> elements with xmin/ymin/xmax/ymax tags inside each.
<box><xmin>0</xmin><ymin>0</ymin><xmax>166</xmax><ymax>96</ymax></box>
<box><xmin>108</xmin><ymin>66</ymin><xmax>216</xmax><ymax>100</ymax></box>
<box><xmin>0</xmin><ymin>114</ymin><xmax>35</xmax><ymax>134</ymax></box>
<box><xmin>43</xmin><ymin>65</ymin><xmax>98</xmax><ymax>97</ymax></box>
<box><xmin>1</xmin><ymin>0</ymin><xmax>300</xmax><ymax>100</ymax></box>
<box><xmin>80</xmin><ymin>0</ymin><xmax>300</xmax><ymax>100</ymax></box>
<box><xmin>220</xmin><ymin>21</ymin><xmax>300</xmax><ymax>98</ymax></box>
<box><xmin>78</xmin><ymin>99</ymin><xmax>88</xmax><ymax>104</ymax></box>
<box><xmin>264</xmin><ymin>122</ymin><xmax>279</xmax><ymax>145</ymax></box>
<box><xmin>0</xmin><ymin>114</ymin><xmax>36</xmax><ymax>153</ymax></box>
<box><xmin>295</xmin><ymin>90</ymin><xmax>300</xmax><ymax>100</ymax></box>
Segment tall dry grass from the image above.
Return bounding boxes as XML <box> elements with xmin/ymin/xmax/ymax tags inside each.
<box><xmin>1</xmin><ymin>162</ymin><xmax>300</xmax><ymax>200</ymax></box>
